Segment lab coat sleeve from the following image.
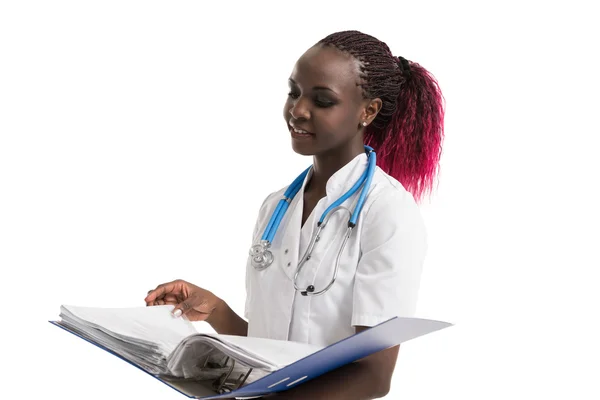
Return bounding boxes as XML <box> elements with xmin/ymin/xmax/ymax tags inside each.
<box><xmin>351</xmin><ymin>188</ymin><xmax>428</xmax><ymax>327</ymax></box>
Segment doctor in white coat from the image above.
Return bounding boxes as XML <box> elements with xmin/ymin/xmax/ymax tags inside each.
<box><xmin>145</xmin><ymin>30</ymin><xmax>445</xmax><ymax>400</ymax></box>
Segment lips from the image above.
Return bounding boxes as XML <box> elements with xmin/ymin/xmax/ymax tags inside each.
<box><xmin>289</xmin><ymin>123</ymin><xmax>315</xmax><ymax>136</ymax></box>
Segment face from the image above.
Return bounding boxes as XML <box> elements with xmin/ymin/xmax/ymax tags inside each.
<box><xmin>283</xmin><ymin>44</ymin><xmax>377</xmax><ymax>157</ymax></box>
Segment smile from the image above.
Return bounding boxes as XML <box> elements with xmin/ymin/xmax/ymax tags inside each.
<box><xmin>289</xmin><ymin>125</ymin><xmax>314</xmax><ymax>137</ymax></box>
<box><xmin>293</xmin><ymin>127</ymin><xmax>309</xmax><ymax>134</ymax></box>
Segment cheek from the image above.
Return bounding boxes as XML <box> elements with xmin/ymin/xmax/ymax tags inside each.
<box><xmin>314</xmin><ymin>109</ymin><xmax>357</xmax><ymax>136</ymax></box>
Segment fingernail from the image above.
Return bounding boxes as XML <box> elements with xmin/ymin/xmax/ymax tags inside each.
<box><xmin>173</xmin><ymin>309</ymin><xmax>182</xmax><ymax>318</ymax></box>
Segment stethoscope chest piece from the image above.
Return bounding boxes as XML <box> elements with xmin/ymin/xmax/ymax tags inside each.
<box><xmin>249</xmin><ymin>240</ymin><xmax>273</xmax><ymax>270</ymax></box>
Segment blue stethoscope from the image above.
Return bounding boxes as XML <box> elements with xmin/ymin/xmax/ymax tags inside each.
<box><xmin>249</xmin><ymin>145</ymin><xmax>376</xmax><ymax>296</ymax></box>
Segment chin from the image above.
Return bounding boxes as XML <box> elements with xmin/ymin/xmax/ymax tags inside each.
<box><xmin>292</xmin><ymin>136</ymin><xmax>326</xmax><ymax>156</ymax></box>
<box><xmin>290</xmin><ymin>142</ymin><xmax>315</xmax><ymax>157</ymax></box>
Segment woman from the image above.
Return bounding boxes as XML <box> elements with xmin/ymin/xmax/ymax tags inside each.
<box><xmin>145</xmin><ymin>30</ymin><xmax>444</xmax><ymax>399</ymax></box>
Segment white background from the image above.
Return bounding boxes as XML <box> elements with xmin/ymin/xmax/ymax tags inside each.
<box><xmin>1</xmin><ymin>1</ymin><xmax>599</xmax><ymax>399</ymax></box>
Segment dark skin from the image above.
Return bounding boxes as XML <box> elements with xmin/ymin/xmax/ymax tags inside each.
<box><xmin>284</xmin><ymin>45</ymin><xmax>378</xmax><ymax>226</ymax></box>
<box><xmin>146</xmin><ymin>44</ymin><xmax>399</xmax><ymax>399</ymax></box>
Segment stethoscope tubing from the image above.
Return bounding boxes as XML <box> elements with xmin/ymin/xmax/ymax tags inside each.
<box><xmin>251</xmin><ymin>145</ymin><xmax>376</xmax><ymax>296</ymax></box>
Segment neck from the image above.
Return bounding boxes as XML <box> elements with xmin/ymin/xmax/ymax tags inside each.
<box><xmin>307</xmin><ymin>140</ymin><xmax>365</xmax><ymax>195</ymax></box>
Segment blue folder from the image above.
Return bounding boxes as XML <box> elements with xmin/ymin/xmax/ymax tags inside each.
<box><xmin>50</xmin><ymin>316</ymin><xmax>450</xmax><ymax>399</ymax></box>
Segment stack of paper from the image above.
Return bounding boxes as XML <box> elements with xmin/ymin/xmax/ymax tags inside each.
<box><xmin>56</xmin><ymin>305</ymin><xmax>321</xmax><ymax>380</ymax></box>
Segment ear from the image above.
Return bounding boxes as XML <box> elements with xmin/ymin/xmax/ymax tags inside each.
<box><xmin>360</xmin><ymin>98</ymin><xmax>382</xmax><ymax>127</ymax></box>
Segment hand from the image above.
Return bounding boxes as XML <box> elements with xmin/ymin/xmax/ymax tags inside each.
<box><xmin>144</xmin><ymin>279</ymin><xmax>222</xmax><ymax>322</ymax></box>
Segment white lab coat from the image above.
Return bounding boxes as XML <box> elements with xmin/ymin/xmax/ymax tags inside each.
<box><xmin>245</xmin><ymin>153</ymin><xmax>427</xmax><ymax>347</ymax></box>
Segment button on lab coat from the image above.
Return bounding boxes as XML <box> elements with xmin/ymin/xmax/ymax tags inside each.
<box><xmin>245</xmin><ymin>153</ymin><xmax>427</xmax><ymax>347</ymax></box>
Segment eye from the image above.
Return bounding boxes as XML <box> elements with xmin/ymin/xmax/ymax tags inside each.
<box><xmin>287</xmin><ymin>91</ymin><xmax>300</xmax><ymax>100</ymax></box>
<box><xmin>314</xmin><ymin>97</ymin><xmax>335</xmax><ymax>108</ymax></box>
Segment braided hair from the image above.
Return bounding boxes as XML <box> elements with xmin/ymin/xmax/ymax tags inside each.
<box><xmin>318</xmin><ymin>31</ymin><xmax>445</xmax><ymax>202</ymax></box>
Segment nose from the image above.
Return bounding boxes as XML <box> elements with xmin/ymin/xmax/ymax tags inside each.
<box><xmin>288</xmin><ymin>96</ymin><xmax>310</xmax><ymax>121</ymax></box>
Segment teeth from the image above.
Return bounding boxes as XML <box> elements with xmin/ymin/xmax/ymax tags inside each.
<box><xmin>293</xmin><ymin>127</ymin><xmax>308</xmax><ymax>134</ymax></box>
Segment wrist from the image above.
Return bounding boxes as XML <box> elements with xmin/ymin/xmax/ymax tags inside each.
<box><xmin>205</xmin><ymin>296</ymin><xmax>226</xmax><ymax>326</ymax></box>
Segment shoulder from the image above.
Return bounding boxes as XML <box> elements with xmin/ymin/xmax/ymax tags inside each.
<box><xmin>256</xmin><ymin>185</ymin><xmax>287</xmax><ymax>215</ymax></box>
<box><xmin>360</xmin><ymin>167</ymin><xmax>427</xmax><ymax>240</ymax></box>
<box><xmin>250</xmin><ymin>185</ymin><xmax>288</xmax><ymax>236</ymax></box>
<box><xmin>365</xmin><ymin>168</ymin><xmax>423</xmax><ymax>220</ymax></box>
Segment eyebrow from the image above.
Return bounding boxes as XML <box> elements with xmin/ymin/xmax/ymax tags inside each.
<box><xmin>289</xmin><ymin>78</ymin><xmax>338</xmax><ymax>95</ymax></box>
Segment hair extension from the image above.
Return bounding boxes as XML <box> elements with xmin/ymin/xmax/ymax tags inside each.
<box><xmin>318</xmin><ymin>31</ymin><xmax>445</xmax><ymax>202</ymax></box>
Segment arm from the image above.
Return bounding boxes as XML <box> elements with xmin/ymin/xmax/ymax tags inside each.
<box><xmin>268</xmin><ymin>326</ymin><xmax>399</xmax><ymax>400</ymax></box>
<box><xmin>207</xmin><ymin>297</ymin><xmax>249</xmax><ymax>336</ymax></box>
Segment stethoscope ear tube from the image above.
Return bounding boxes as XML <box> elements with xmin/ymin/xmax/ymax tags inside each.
<box><xmin>263</xmin><ymin>166</ymin><xmax>311</xmax><ymax>243</ymax></box>
<box><xmin>350</xmin><ymin>149</ymin><xmax>376</xmax><ymax>225</ymax></box>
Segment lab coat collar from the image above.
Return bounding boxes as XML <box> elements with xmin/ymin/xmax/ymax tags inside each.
<box><xmin>300</xmin><ymin>152</ymin><xmax>369</xmax><ymax>200</ymax></box>
<box><xmin>277</xmin><ymin>152</ymin><xmax>370</xmax><ymax>282</ymax></box>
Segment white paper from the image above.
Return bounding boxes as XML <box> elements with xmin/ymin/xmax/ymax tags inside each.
<box><xmin>61</xmin><ymin>304</ymin><xmax>197</xmax><ymax>354</ymax></box>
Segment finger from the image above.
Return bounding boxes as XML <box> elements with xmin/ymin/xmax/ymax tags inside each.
<box><xmin>163</xmin><ymin>294</ymin><xmax>178</xmax><ymax>304</ymax></box>
<box><xmin>151</xmin><ymin>299</ymin><xmax>172</xmax><ymax>306</ymax></box>
<box><xmin>155</xmin><ymin>294</ymin><xmax>178</xmax><ymax>306</ymax></box>
<box><xmin>172</xmin><ymin>295</ymin><xmax>212</xmax><ymax>320</ymax></box>
<box><xmin>145</xmin><ymin>290</ymin><xmax>155</xmax><ymax>306</ymax></box>
<box><xmin>172</xmin><ymin>301</ymin><xmax>192</xmax><ymax>318</ymax></box>
<box><xmin>145</xmin><ymin>281</ymin><xmax>180</xmax><ymax>303</ymax></box>
<box><xmin>148</xmin><ymin>293</ymin><xmax>181</xmax><ymax>307</ymax></box>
